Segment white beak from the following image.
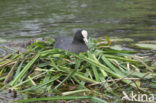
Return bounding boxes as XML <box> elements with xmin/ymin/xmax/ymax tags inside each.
<box><xmin>81</xmin><ymin>30</ymin><xmax>88</xmax><ymax>44</ymax></box>
<box><xmin>83</xmin><ymin>37</ymin><xmax>88</xmax><ymax>43</ymax></box>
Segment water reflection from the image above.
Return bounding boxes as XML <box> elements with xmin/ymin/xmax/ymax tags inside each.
<box><xmin>0</xmin><ymin>0</ymin><xmax>155</xmax><ymax>40</ymax></box>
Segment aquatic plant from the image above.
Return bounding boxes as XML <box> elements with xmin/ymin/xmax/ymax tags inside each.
<box><xmin>0</xmin><ymin>38</ymin><xmax>155</xmax><ymax>103</ymax></box>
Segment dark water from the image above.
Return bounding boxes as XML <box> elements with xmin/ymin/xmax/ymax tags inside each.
<box><xmin>0</xmin><ymin>0</ymin><xmax>156</xmax><ymax>41</ymax></box>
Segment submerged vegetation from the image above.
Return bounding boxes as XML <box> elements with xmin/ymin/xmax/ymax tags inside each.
<box><xmin>0</xmin><ymin>37</ymin><xmax>155</xmax><ymax>103</ymax></box>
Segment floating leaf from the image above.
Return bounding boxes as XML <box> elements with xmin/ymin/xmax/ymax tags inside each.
<box><xmin>110</xmin><ymin>45</ymin><xmax>123</xmax><ymax>50</ymax></box>
<box><xmin>135</xmin><ymin>43</ymin><xmax>156</xmax><ymax>50</ymax></box>
<box><xmin>0</xmin><ymin>38</ymin><xmax>6</xmax><ymax>43</ymax></box>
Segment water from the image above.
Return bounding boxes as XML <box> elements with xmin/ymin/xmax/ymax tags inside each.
<box><xmin>0</xmin><ymin>0</ymin><xmax>156</xmax><ymax>56</ymax></box>
<box><xmin>0</xmin><ymin>0</ymin><xmax>155</xmax><ymax>40</ymax></box>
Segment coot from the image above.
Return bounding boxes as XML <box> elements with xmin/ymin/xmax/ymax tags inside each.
<box><xmin>54</xmin><ymin>30</ymin><xmax>89</xmax><ymax>54</ymax></box>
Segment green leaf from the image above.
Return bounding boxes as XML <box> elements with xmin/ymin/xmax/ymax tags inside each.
<box><xmin>135</xmin><ymin>43</ymin><xmax>156</xmax><ymax>50</ymax></box>
<box><xmin>16</xmin><ymin>96</ymin><xmax>107</xmax><ymax>103</ymax></box>
<box><xmin>11</xmin><ymin>53</ymin><xmax>40</xmax><ymax>86</ymax></box>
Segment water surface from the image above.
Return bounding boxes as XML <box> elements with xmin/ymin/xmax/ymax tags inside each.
<box><xmin>0</xmin><ymin>0</ymin><xmax>155</xmax><ymax>40</ymax></box>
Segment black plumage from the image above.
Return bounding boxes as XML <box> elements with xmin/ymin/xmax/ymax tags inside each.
<box><xmin>54</xmin><ymin>30</ymin><xmax>89</xmax><ymax>54</ymax></box>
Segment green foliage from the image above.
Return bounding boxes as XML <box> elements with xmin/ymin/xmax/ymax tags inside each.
<box><xmin>0</xmin><ymin>38</ymin><xmax>155</xmax><ymax>102</ymax></box>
